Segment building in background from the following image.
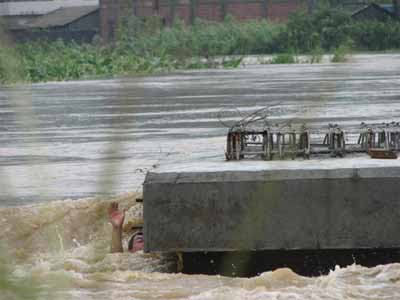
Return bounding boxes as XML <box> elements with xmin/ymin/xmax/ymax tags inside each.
<box><xmin>21</xmin><ymin>5</ymin><xmax>99</xmax><ymax>42</ymax></box>
<box><xmin>1</xmin><ymin>0</ymin><xmax>99</xmax><ymax>41</ymax></box>
<box><xmin>99</xmin><ymin>0</ymin><xmax>307</xmax><ymax>43</ymax></box>
<box><xmin>8</xmin><ymin>0</ymin><xmax>397</xmax><ymax>44</ymax></box>
<box><xmin>351</xmin><ymin>3</ymin><xmax>399</xmax><ymax>21</ymax></box>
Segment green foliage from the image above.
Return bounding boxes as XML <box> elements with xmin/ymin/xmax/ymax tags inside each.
<box><xmin>221</xmin><ymin>56</ymin><xmax>243</xmax><ymax>68</ymax></box>
<box><xmin>2</xmin><ymin>9</ymin><xmax>400</xmax><ymax>83</ymax></box>
<box><xmin>270</xmin><ymin>53</ymin><xmax>296</xmax><ymax>64</ymax></box>
<box><xmin>309</xmin><ymin>46</ymin><xmax>324</xmax><ymax>63</ymax></box>
<box><xmin>349</xmin><ymin>20</ymin><xmax>400</xmax><ymax>51</ymax></box>
<box><xmin>0</xmin><ymin>256</ymin><xmax>40</xmax><ymax>300</ymax></box>
<box><xmin>0</xmin><ymin>16</ymin><xmax>285</xmax><ymax>83</ymax></box>
<box><xmin>285</xmin><ymin>8</ymin><xmax>351</xmax><ymax>52</ymax></box>
<box><xmin>122</xmin><ymin>16</ymin><xmax>284</xmax><ymax>59</ymax></box>
<box><xmin>331</xmin><ymin>43</ymin><xmax>351</xmax><ymax>63</ymax></box>
<box><xmin>284</xmin><ymin>8</ymin><xmax>400</xmax><ymax>54</ymax></box>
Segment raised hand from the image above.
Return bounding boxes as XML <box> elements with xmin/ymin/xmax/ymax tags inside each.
<box><xmin>108</xmin><ymin>202</ymin><xmax>125</xmax><ymax>229</ymax></box>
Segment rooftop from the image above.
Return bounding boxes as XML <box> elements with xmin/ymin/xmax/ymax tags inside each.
<box><xmin>0</xmin><ymin>0</ymin><xmax>98</xmax><ymax>16</ymax></box>
<box><xmin>28</xmin><ymin>5</ymin><xmax>98</xmax><ymax>28</ymax></box>
<box><xmin>351</xmin><ymin>3</ymin><xmax>398</xmax><ymax>19</ymax></box>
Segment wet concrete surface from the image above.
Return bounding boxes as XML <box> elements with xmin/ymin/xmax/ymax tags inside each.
<box><xmin>1</xmin><ymin>54</ymin><xmax>400</xmax><ymax>205</ymax></box>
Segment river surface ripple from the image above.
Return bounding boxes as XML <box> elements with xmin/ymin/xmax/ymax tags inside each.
<box><xmin>1</xmin><ymin>54</ymin><xmax>400</xmax><ymax>205</ymax></box>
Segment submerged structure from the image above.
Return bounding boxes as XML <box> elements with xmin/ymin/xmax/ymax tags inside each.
<box><xmin>225</xmin><ymin>108</ymin><xmax>400</xmax><ymax>160</ymax></box>
<box><xmin>143</xmin><ymin>107</ymin><xmax>400</xmax><ymax>275</ymax></box>
<box><xmin>226</xmin><ymin>123</ymin><xmax>400</xmax><ymax>160</ymax></box>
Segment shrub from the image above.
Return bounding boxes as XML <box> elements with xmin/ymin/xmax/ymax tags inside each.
<box><xmin>285</xmin><ymin>8</ymin><xmax>351</xmax><ymax>52</ymax></box>
<box><xmin>309</xmin><ymin>46</ymin><xmax>324</xmax><ymax>63</ymax></box>
<box><xmin>331</xmin><ymin>40</ymin><xmax>353</xmax><ymax>63</ymax></box>
<box><xmin>350</xmin><ymin>20</ymin><xmax>400</xmax><ymax>51</ymax></box>
<box><xmin>222</xmin><ymin>56</ymin><xmax>244</xmax><ymax>68</ymax></box>
<box><xmin>3</xmin><ymin>9</ymin><xmax>400</xmax><ymax>83</ymax></box>
<box><xmin>271</xmin><ymin>53</ymin><xmax>296</xmax><ymax>64</ymax></box>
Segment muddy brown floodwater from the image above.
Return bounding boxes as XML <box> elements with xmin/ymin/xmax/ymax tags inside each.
<box><xmin>1</xmin><ymin>54</ymin><xmax>400</xmax><ymax>300</ymax></box>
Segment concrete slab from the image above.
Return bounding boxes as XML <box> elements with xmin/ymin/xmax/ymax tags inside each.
<box><xmin>143</xmin><ymin>157</ymin><xmax>400</xmax><ymax>253</ymax></box>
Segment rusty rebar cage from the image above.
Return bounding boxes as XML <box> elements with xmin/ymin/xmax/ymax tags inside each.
<box><xmin>225</xmin><ymin>122</ymin><xmax>400</xmax><ymax>161</ymax></box>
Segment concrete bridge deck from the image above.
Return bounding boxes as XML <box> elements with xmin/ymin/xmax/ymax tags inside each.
<box><xmin>143</xmin><ymin>156</ymin><xmax>400</xmax><ymax>253</ymax></box>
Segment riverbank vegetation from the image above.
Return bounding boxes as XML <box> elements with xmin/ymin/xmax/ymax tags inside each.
<box><xmin>1</xmin><ymin>8</ymin><xmax>400</xmax><ymax>83</ymax></box>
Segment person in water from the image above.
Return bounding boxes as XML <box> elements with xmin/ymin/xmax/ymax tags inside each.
<box><xmin>108</xmin><ymin>202</ymin><xmax>144</xmax><ymax>253</ymax></box>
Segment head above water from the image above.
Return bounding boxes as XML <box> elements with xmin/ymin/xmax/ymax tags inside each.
<box><xmin>128</xmin><ymin>230</ymin><xmax>144</xmax><ymax>253</ymax></box>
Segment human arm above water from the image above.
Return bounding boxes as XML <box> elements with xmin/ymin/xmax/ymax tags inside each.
<box><xmin>108</xmin><ymin>202</ymin><xmax>125</xmax><ymax>253</ymax></box>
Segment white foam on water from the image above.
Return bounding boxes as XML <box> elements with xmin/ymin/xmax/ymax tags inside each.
<box><xmin>1</xmin><ymin>194</ymin><xmax>400</xmax><ymax>300</ymax></box>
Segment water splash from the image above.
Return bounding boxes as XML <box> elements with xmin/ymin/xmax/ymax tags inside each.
<box><xmin>1</xmin><ymin>193</ymin><xmax>400</xmax><ymax>300</ymax></box>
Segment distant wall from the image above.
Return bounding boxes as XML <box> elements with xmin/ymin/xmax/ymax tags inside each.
<box><xmin>100</xmin><ymin>0</ymin><xmax>133</xmax><ymax>42</ymax></box>
<box><xmin>140</xmin><ymin>0</ymin><xmax>305</xmax><ymax>23</ymax></box>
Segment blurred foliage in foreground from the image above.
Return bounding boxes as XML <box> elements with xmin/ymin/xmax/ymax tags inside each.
<box><xmin>0</xmin><ymin>256</ymin><xmax>40</xmax><ymax>300</ymax></box>
<box><xmin>1</xmin><ymin>8</ymin><xmax>400</xmax><ymax>83</ymax></box>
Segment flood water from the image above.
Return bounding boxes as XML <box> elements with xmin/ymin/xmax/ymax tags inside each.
<box><xmin>1</xmin><ymin>54</ymin><xmax>400</xmax><ymax>299</ymax></box>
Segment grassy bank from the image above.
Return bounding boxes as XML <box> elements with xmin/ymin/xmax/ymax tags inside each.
<box><xmin>1</xmin><ymin>9</ymin><xmax>400</xmax><ymax>83</ymax></box>
<box><xmin>1</xmin><ymin>17</ymin><xmax>285</xmax><ymax>83</ymax></box>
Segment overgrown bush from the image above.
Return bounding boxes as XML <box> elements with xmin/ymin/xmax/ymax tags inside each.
<box><xmin>331</xmin><ymin>44</ymin><xmax>349</xmax><ymax>62</ymax></box>
<box><xmin>350</xmin><ymin>20</ymin><xmax>400</xmax><ymax>51</ymax></box>
<box><xmin>0</xmin><ymin>16</ymin><xmax>286</xmax><ymax>83</ymax></box>
<box><xmin>121</xmin><ymin>16</ymin><xmax>284</xmax><ymax>58</ymax></box>
<box><xmin>285</xmin><ymin>8</ymin><xmax>351</xmax><ymax>52</ymax></box>
<box><xmin>2</xmin><ymin>8</ymin><xmax>400</xmax><ymax>83</ymax></box>
<box><xmin>331</xmin><ymin>38</ymin><xmax>354</xmax><ymax>62</ymax></box>
<box><xmin>309</xmin><ymin>46</ymin><xmax>324</xmax><ymax>63</ymax></box>
<box><xmin>271</xmin><ymin>53</ymin><xmax>296</xmax><ymax>64</ymax></box>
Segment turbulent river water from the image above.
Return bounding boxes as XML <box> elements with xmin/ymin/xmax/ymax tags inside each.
<box><xmin>2</xmin><ymin>54</ymin><xmax>400</xmax><ymax>299</ymax></box>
